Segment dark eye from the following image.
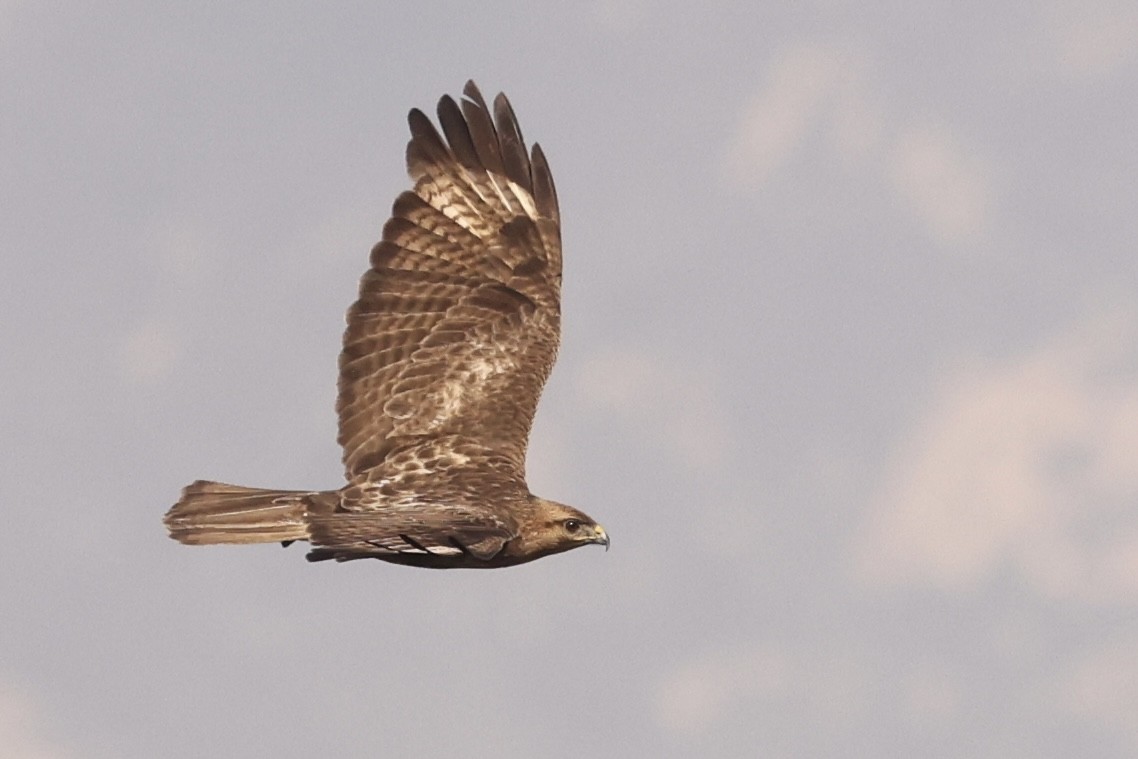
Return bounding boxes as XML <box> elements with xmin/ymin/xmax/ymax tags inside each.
<box><xmin>564</xmin><ymin>519</ymin><xmax>581</xmax><ymax>533</ymax></box>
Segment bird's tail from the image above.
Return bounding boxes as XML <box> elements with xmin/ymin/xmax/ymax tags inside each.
<box><xmin>164</xmin><ymin>480</ymin><xmax>314</xmax><ymax>545</ymax></box>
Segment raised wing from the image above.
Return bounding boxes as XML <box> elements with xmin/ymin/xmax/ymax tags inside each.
<box><xmin>337</xmin><ymin>81</ymin><xmax>562</xmax><ymax>479</ymax></box>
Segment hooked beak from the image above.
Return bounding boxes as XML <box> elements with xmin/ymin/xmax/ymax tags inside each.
<box><xmin>591</xmin><ymin>525</ymin><xmax>610</xmax><ymax>551</ymax></box>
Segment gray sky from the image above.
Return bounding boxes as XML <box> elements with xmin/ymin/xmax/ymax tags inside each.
<box><xmin>4</xmin><ymin>1</ymin><xmax>1138</xmax><ymax>757</ymax></box>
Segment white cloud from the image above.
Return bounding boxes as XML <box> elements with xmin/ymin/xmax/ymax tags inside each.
<box><xmin>653</xmin><ymin>641</ymin><xmax>869</xmax><ymax>738</ymax></box>
<box><xmin>725</xmin><ymin>40</ymin><xmax>996</xmax><ymax>248</ymax></box>
<box><xmin>887</xmin><ymin>124</ymin><xmax>995</xmax><ymax>245</ymax></box>
<box><xmin>118</xmin><ymin>320</ymin><xmax>179</xmax><ymax>382</ymax></box>
<box><xmin>0</xmin><ymin>684</ymin><xmax>73</xmax><ymax>759</ymax></box>
<box><xmin>897</xmin><ymin>657</ymin><xmax>964</xmax><ymax>730</ymax></box>
<box><xmin>655</xmin><ymin>643</ymin><xmax>789</xmax><ymax>737</ymax></box>
<box><xmin>724</xmin><ymin>42</ymin><xmax>880</xmax><ymax>187</ymax></box>
<box><xmin>1044</xmin><ymin>0</ymin><xmax>1138</xmax><ymax>80</ymax></box>
<box><xmin>573</xmin><ymin>347</ymin><xmax>764</xmax><ymax>558</ymax></box>
<box><xmin>856</xmin><ymin>309</ymin><xmax>1138</xmax><ymax>603</ymax></box>
<box><xmin>1052</xmin><ymin>635</ymin><xmax>1138</xmax><ymax>743</ymax></box>
<box><xmin>574</xmin><ymin>346</ymin><xmax>731</xmax><ymax>476</ymax></box>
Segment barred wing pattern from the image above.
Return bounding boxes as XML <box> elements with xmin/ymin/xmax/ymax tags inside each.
<box><xmin>337</xmin><ymin>81</ymin><xmax>563</xmax><ymax>480</ymax></box>
<box><xmin>164</xmin><ymin>83</ymin><xmax>608</xmax><ymax>567</ymax></box>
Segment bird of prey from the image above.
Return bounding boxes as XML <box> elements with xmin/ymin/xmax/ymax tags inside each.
<box><xmin>164</xmin><ymin>81</ymin><xmax>608</xmax><ymax>568</ymax></box>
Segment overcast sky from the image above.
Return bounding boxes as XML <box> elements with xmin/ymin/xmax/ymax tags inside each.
<box><xmin>3</xmin><ymin>1</ymin><xmax>1138</xmax><ymax>757</ymax></box>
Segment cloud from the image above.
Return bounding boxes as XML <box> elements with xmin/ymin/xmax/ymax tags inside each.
<box><xmin>1052</xmin><ymin>635</ymin><xmax>1138</xmax><ymax>743</ymax></box>
<box><xmin>1044</xmin><ymin>0</ymin><xmax>1138</xmax><ymax>80</ymax></box>
<box><xmin>723</xmin><ymin>42</ymin><xmax>880</xmax><ymax>187</ymax></box>
<box><xmin>0</xmin><ymin>684</ymin><xmax>73</xmax><ymax>759</ymax></box>
<box><xmin>887</xmin><ymin>124</ymin><xmax>995</xmax><ymax>245</ymax></box>
<box><xmin>896</xmin><ymin>657</ymin><xmax>964</xmax><ymax>730</ymax></box>
<box><xmin>572</xmin><ymin>347</ymin><xmax>770</xmax><ymax>559</ymax></box>
<box><xmin>724</xmin><ymin>40</ymin><xmax>996</xmax><ymax>248</ymax></box>
<box><xmin>654</xmin><ymin>643</ymin><xmax>789</xmax><ymax>737</ymax></box>
<box><xmin>574</xmin><ymin>346</ymin><xmax>731</xmax><ymax>476</ymax></box>
<box><xmin>856</xmin><ymin>309</ymin><xmax>1138</xmax><ymax>602</ymax></box>
<box><xmin>653</xmin><ymin>641</ymin><xmax>869</xmax><ymax>739</ymax></box>
<box><xmin>117</xmin><ymin>320</ymin><xmax>179</xmax><ymax>382</ymax></box>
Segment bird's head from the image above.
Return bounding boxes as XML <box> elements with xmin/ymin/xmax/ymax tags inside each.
<box><xmin>516</xmin><ymin>497</ymin><xmax>608</xmax><ymax>560</ymax></box>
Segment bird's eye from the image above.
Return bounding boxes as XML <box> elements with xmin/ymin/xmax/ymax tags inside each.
<box><xmin>564</xmin><ymin>519</ymin><xmax>581</xmax><ymax>533</ymax></box>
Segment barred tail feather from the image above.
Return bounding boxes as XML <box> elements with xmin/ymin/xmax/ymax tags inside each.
<box><xmin>164</xmin><ymin>480</ymin><xmax>312</xmax><ymax>545</ymax></box>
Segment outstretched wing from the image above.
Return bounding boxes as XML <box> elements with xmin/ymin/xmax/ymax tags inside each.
<box><xmin>337</xmin><ymin>81</ymin><xmax>562</xmax><ymax>479</ymax></box>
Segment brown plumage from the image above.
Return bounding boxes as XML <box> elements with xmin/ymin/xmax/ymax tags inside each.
<box><xmin>164</xmin><ymin>82</ymin><xmax>607</xmax><ymax>568</ymax></box>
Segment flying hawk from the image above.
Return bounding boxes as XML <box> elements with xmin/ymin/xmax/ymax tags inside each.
<box><xmin>164</xmin><ymin>81</ymin><xmax>607</xmax><ymax>568</ymax></box>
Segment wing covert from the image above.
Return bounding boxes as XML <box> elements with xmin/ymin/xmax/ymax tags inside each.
<box><xmin>336</xmin><ymin>82</ymin><xmax>562</xmax><ymax>479</ymax></box>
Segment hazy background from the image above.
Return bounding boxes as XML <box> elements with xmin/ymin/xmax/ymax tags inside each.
<box><xmin>3</xmin><ymin>2</ymin><xmax>1137</xmax><ymax>757</ymax></box>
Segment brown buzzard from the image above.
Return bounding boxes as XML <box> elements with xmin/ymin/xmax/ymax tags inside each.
<box><xmin>164</xmin><ymin>81</ymin><xmax>607</xmax><ymax>568</ymax></box>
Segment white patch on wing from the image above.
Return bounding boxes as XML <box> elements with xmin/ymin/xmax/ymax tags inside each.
<box><xmin>454</xmin><ymin>167</ymin><xmax>492</xmax><ymax>212</ymax></box>
<box><xmin>432</xmin><ymin>185</ymin><xmax>491</xmax><ymax>239</ymax></box>
<box><xmin>427</xmin><ymin>344</ymin><xmax>512</xmax><ymax>429</ymax></box>
<box><xmin>441</xmin><ymin>451</ymin><xmax>472</xmax><ymax>468</ymax></box>
<box><xmin>506</xmin><ymin>180</ymin><xmax>538</xmax><ymax>219</ymax></box>
<box><xmin>390</xmin><ymin>537</ymin><xmax>462</xmax><ymax>556</ymax></box>
<box><xmin>470</xmin><ymin>352</ymin><xmax>510</xmax><ymax>381</ymax></box>
<box><xmin>435</xmin><ymin>380</ymin><xmax>465</xmax><ymax>425</ymax></box>
<box><xmin>487</xmin><ymin>174</ymin><xmax>515</xmax><ymax>214</ymax></box>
